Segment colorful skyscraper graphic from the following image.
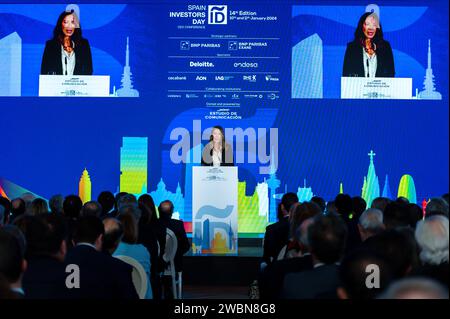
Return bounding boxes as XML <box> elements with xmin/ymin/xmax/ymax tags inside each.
<box><xmin>120</xmin><ymin>137</ymin><xmax>148</xmax><ymax>194</ymax></box>
<box><xmin>150</xmin><ymin>178</ymin><xmax>185</xmax><ymax>219</ymax></box>
<box><xmin>418</xmin><ymin>40</ymin><xmax>442</xmax><ymax>100</ymax></box>
<box><xmin>382</xmin><ymin>174</ymin><xmax>392</xmax><ymax>199</ymax></box>
<box><xmin>297</xmin><ymin>179</ymin><xmax>314</xmax><ymax>203</ymax></box>
<box><xmin>78</xmin><ymin>168</ymin><xmax>92</xmax><ymax>204</ymax></box>
<box><xmin>256</xmin><ymin>182</ymin><xmax>269</xmax><ymax>217</ymax></box>
<box><xmin>237</xmin><ymin>181</ymin><xmax>268</xmax><ymax>234</ymax></box>
<box><xmin>339</xmin><ymin>182</ymin><xmax>344</xmax><ymax>194</ymax></box>
<box><xmin>361</xmin><ymin>150</ymin><xmax>380</xmax><ymax>207</ymax></box>
<box><xmin>115</xmin><ymin>37</ymin><xmax>139</xmax><ymax>97</ymax></box>
<box><xmin>397</xmin><ymin>174</ymin><xmax>417</xmax><ymax>204</ymax></box>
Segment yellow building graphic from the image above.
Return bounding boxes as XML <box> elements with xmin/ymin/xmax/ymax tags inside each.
<box><xmin>79</xmin><ymin>168</ymin><xmax>91</xmax><ymax>204</ymax></box>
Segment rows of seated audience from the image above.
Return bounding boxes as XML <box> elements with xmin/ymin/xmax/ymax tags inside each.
<box><xmin>258</xmin><ymin>193</ymin><xmax>449</xmax><ymax>299</ymax></box>
<box><xmin>0</xmin><ymin>191</ymin><xmax>448</xmax><ymax>299</ymax></box>
<box><xmin>0</xmin><ymin>192</ymin><xmax>189</xmax><ymax>299</ymax></box>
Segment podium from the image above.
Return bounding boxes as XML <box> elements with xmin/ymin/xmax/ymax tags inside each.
<box><xmin>38</xmin><ymin>75</ymin><xmax>110</xmax><ymax>97</ymax></box>
<box><xmin>192</xmin><ymin>166</ymin><xmax>238</xmax><ymax>256</ymax></box>
<box><xmin>341</xmin><ymin>77</ymin><xmax>412</xmax><ymax>99</ymax></box>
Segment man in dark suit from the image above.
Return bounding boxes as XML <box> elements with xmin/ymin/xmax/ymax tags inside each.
<box><xmin>259</xmin><ymin>217</ymin><xmax>315</xmax><ymax>299</ymax></box>
<box><xmin>281</xmin><ymin>213</ymin><xmax>348</xmax><ymax>299</ymax></box>
<box><xmin>158</xmin><ymin>200</ymin><xmax>189</xmax><ymax>299</ymax></box>
<box><xmin>21</xmin><ymin>214</ymin><xmax>69</xmax><ymax>299</ymax></box>
<box><xmin>262</xmin><ymin>193</ymin><xmax>299</xmax><ymax>264</ymax></box>
<box><xmin>64</xmin><ymin>215</ymin><xmax>138</xmax><ymax>299</ymax></box>
<box><xmin>0</xmin><ymin>228</ymin><xmax>27</xmax><ymax>298</ymax></box>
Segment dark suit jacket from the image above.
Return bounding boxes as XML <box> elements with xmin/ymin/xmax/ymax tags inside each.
<box><xmin>41</xmin><ymin>38</ymin><xmax>93</xmax><ymax>75</ymax></box>
<box><xmin>259</xmin><ymin>254</ymin><xmax>313</xmax><ymax>299</ymax></box>
<box><xmin>281</xmin><ymin>264</ymin><xmax>341</xmax><ymax>299</ymax></box>
<box><xmin>262</xmin><ymin>217</ymin><xmax>290</xmax><ymax>264</ymax></box>
<box><xmin>23</xmin><ymin>256</ymin><xmax>68</xmax><ymax>299</ymax></box>
<box><xmin>343</xmin><ymin>40</ymin><xmax>395</xmax><ymax>77</ymax></box>
<box><xmin>64</xmin><ymin>245</ymin><xmax>138</xmax><ymax>299</ymax></box>
<box><xmin>159</xmin><ymin>218</ymin><xmax>190</xmax><ymax>273</ymax></box>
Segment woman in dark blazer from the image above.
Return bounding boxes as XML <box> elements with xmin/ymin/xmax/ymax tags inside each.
<box><xmin>343</xmin><ymin>12</ymin><xmax>395</xmax><ymax>78</ymax></box>
<box><xmin>41</xmin><ymin>10</ymin><xmax>93</xmax><ymax>75</ymax></box>
<box><xmin>201</xmin><ymin>126</ymin><xmax>234</xmax><ymax>166</ymax></box>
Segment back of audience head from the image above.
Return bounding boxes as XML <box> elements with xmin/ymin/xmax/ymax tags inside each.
<box><xmin>442</xmin><ymin>193</ymin><xmax>449</xmax><ymax>205</ymax></box>
<box><xmin>158</xmin><ymin>200</ymin><xmax>174</xmax><ymax>220</ymax></box>
<box><xmin>383</xmin><ymin>201</ymin><xmax>411</xmax><ymax>230</ymax></box>
<box><xmin>279</xmin><ymin>193</ymin><xmax>299</xmax><ymax>218</ymax></box>
<box><xmin>118</xmin><ymin>204</ymin><xmax>141</xmax><ymax>224</ymax></box>
<box><xmin>0</xmin><ymin>203</ymin><xmax>7</xmax><ymax>226</ymax></box>
<box><xmin>325</xmin><ymin>201</ymin><xmax>337</xmax><ymax>214</ymax></box>
<box><xmin>81</xmin><ymin>201</ymin><xmax>103</xmax><ymax>218</ymax></box>
<box><xmin>396</xmin><ymin>197</ymin><xmax>410</xmax><ymax>205</ymax></box>
<box><xmin>425</xmin><ymin>197</ymin><xmax>449</xmax><ymax>218</ymax></box>
<box><xmin>30</xmin><ymin>198</ymin><xmax>49</xmax><ymax>216</ymax></box>
<box><xmin>114</xmin><ymin>192</ymin><xmax>128</xmax><ymax>210</ymax></box>
<box><xmin>310</xmin><ymin>196</ymin><xmax>326</xmax><ymax>213</ymax></box>
<box><xmin>63</xmin><ymin>195</ymin><xmax>83</xmax><ymax>219</ymax></box>
<box><xmin>0</xmin><ymin>229</ymin><xmax>26</xmax><ymax>290</ymax></box>
<box><xmin>1</xmin><ymin>225</ymin><xmax>26</xmax><ymax>259</ymax></box>
<box><xmin>48</xmin><ymin>194</ymin><xmax>64</xmax><ymax>214</ymax></box>
<box><xmin>370</xmin><ymin>197</ymin><xmax>391</xmax><ymax>212</ymax></box>
<box><xmin>117</xmin><ymin>212</ymin><xmax>138</xmax><ymax>244</ymax></box>
<box><xmin>406</xmin><ymin>203</ymin><xmax>423</xmax><ymax>228</ymax></box>
<box><xmin>338</xmin><ymin>249</ymin><xmax>393</xmax><ymax>299</ymax></box>
<box><xmin>138</xmin><ymin>194</ymin><xmax>158</xmax><ymax>224</ymax></box>
<box><xmin>97</xmin><ymin>191</ymin><xmax>115</xmax><ymax>217</ymax></box>
<box><xmin>10</xmin><ymin>198</ymin><xmax>26</xmax><ymax>222</ymax></box>
<box><xmin>364</xmin><ymin>229</ymin><xmax>415</xmax><ymax>278</ymax></box>
<box><xmin>308</xmin><ymin>213</ymin><xmax>348</xmax><ymax>265</ymax></box>
<box><xmin>117</xmin><ymin>193</ymin><xmax>137</xmax><ymax>210</ymax></box>
<box><xmin>73</xmin><ymin>215</ymin><xmax>104</xmax><ymax>251</ymax></box>
<box><xmin>289</xmin><ymin>201</ymin><xmax>321</xmax><ymax>239</ymax></box>
<box><xmin>358</xmin><ymin>208</ymin><xmax>384</xmax><ymax>241</ymax></box>
<box><xmin>102</xmin><ymin>217</ymin><xmax>123</xmax><ymax>255</ymax></box>
<box><xmin>380</xmin><ymin>278</ymin><xmax>448</xmax><ymax>299</ymax></box>
<box><xmin>294</xmin><ymin>217</ymin><xmax>315</xmax><ymax>254</ymax></box>
<box><xmin>415</xmin><ymin>215</ymin><xmax>448</xmax><ymax>266</ymax></box>
<box><xmin>334</xmin><ymin>194</ymin><xmax>353</xmax><ymax>221</ymax></box>
<box><xmin>351</xmin><ymin>196</ymin><xmax>367</xmax><ymax>220</ymax></box>
<box><xmin>21</xmin><ymin>192</ymin><xmax>36</xmax><ymax>214</ymax></box>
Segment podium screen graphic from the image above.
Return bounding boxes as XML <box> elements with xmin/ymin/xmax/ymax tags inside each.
<box><xmin>0</xmin><ymin>0</ymin><xmax>448</xmax><ymax>241</ymax></box>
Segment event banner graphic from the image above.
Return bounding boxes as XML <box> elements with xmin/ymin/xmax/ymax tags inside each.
<box><xmin>0</xmin><ymin>1</ymin><xmax>448</xmax><ymax>239</ymax></box>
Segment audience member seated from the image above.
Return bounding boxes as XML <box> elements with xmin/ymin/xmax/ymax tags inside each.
<box><xmin>310</xmin><ymin>196</ymin><xmax>326</xmax><ymax>213</ymax></box>
<box><xmin>379</xmin><ymin>277</ymin><xmax>448</xmax><ymax>299</ymax></box>
<box><xmin>21</xmin><ymin>215</ymin><xmax>69</xmax><ymax>299</ymax></box>
<box><xmin>425</xmin><ymin>197</ymin><xmax>449</xmax><ymax>218</ymax></box>
<box><xmin>262</xmin><ymin>193</ymin><xmax>298</xmax><ymax>264</ymax></box>
<box><xmin>138</xmin><ymin>194</ymin><xmax>166</xmax><ymax>300</ymax></box>
<box><xmin>0</xmin><ymin>197</ymin><xmax>11</xmax><ymax>226</ymax></box>
<box><xmin>337</xmin><ymin>248</ymin><xmax>393</xmax><ymax>299</ymax></box>
<box><xmin>0</xmin><ymin>228</ymin><xmax>27</xmax><ymax>298</ymax></box>
<box><xmin>413</xmin><ymin>215</ymin><xmax>449</xmax><ymax>287</ymax></box>
<box><xmin>21</xmin><ymin>192</ymin><xmax>36</xmax><ymax>214</ymax></box>
<box><xmin>406</xmin><ymin>203</ymin><xmax>424</xmax><ymax>228</ymax></box>
<box><xmin>30</xmin><ymin>198</ymin><xmax>49</xmax><ymax>216</ymax></box>
<box><xmin>363</xmin><ymin>229</ymin><xmax>415</xmax><ymax>279</ymax></box>
<box><xmin>358</xmin><ymin>208</ymin><xmax>385</xmax><ymax>242</ymax></box>
<box><xmin>102</xmin><ymin>217</ymin><xmax>123</xmax><ymax>255</ymax></box>
<box><xmin>81</xmin><ymin>201</ymin><xmax>103</xmax><ymax>218</ymax></box>
<box><xmin>442</xmin><ymin>193</ymin><xmax>449</xmax><ymax>205</ymax></box>
<box><xmin>283</xmin><ymin>202</ymin><xmax>321</xmax><ymax>259</ymax></box>
<box><xmin>259</xmin><ymin>217</ymin><xmax>315</xmax><ymax>299</ymax></box>
<box><xmin>10</xmin><ymin>198</ymin><xmax>26</xmax><ymax>223</ymax></box>
<box><xmin>325</xmin><ymin>201</ymin><xmax>337</xmax><ymax>214</ymax></box>
<box><xmin>49</xmin><ymin>195</ymin><xmax>64</xmax><ymax>215</ymax></box>
<box><xmin>334</xmin><ymin>194</ymin><xmax>353</xmax><ymax>222</ymax></box>
<box><xmin>114</xmin><ymin>211</ymin><xmax>152</xmax><ymax>299</ymax></box>
<box><xmin>383</xmin><ymin>201</ymin><xmax>411</xmax><ymax>230</ymax></box>
<box><xmin>62</xmin><ymin>195</ymin><xmax>83</xmax><ymax>250</ymax></box>
<box><xmin>352</xmin><ymin>196</ymin><xmax>367</xmax><ymax>221</ymax></box>
<box><xmin>370</xmin><ymin>197</ymin><xmax>391</xmax><ymax>213</ymax></box>
<box><xmin>281</xmin><ymin>213</ymin><xmax>348</xmax><ymax>299</ymax></box>
<box><xmin>158</xmin><ymin>200</ymin><xmax>190</xmax><ymax>299</ymax></box>
<box><xmin>97</xmin><ymin>191</ymin><xmax>115</xmax><ymax>218</ymax></box>
<box><xmin>64</xmin><ymin>215</ymin><xmax>138</xmax><ymax>299</ymax></box>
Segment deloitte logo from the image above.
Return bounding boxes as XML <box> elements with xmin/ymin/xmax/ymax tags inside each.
<box><xmin>208</xmin><ymin>5</ymin><xmax>228</xmax><ymax>24</ymax></box>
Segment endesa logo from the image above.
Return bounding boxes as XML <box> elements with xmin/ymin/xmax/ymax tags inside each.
<box><xmin>234</xmin><ymin>62</ymin><xmax>258</xmax><ymax>68</ymax></box>
<box><xmin>208</xmin><ymin>5</ymin><xmax>228</xmax><ymax>24</ymax></box>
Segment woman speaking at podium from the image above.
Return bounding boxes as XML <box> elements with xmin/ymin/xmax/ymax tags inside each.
<box><xmin>201</xmin><ymin>126</ymin><xmax>234</xmax><ymax>166</ymax></box>
<box><xmin>41</xmin><ymin>10</ymin><xmax>93</xmax><ymax>76</ymax></box>
<box><xmin>342</xmin><ymin>12</ymin><xmax>395</xmax><ymax>78</ymax></box>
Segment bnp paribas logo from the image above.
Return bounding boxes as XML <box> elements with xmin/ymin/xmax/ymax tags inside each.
<box><xmin>208</xmin><ymin>5</ymin><xmax>228</xmax><ymax>24</ymax></box>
